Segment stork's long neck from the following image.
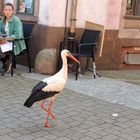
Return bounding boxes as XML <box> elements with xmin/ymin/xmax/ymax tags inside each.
<box><xmin>59</xmin><ymin>55</ymin><xmax>68</xmax><ymax>79</ymax></box>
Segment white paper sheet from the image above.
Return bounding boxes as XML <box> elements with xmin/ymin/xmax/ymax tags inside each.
<box><xmin>0</xmin><ymin>42</ymin><xmax>13</xmax><ymax>53</ymax></box>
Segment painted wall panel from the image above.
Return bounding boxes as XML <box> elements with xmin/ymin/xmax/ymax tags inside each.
<box><xmin>76</xmin><ymin>0</ymin><xmax>106</xmax><ymax>28</ymax></box>
<box><xmin>48</xmin><ymin>0</ymin><xmax>71</xmax><ymax>27</ymax></box>
<box><xmin>38</xmin><ymin>0</ymin><xmax>50</xmax><ymax>25</ymax></box>
<box><xmin>105</xmin><ymin>0</ymin><xmax>122</xmax><ymax>29</ymax></box>
<box><xmin>3</xmin><ymin>0</ymin><xmax>122</xmax><ymax>30</ymax></box>
<box><xmin>46</xmin><ymin>0</ymin><xmax>107</xmax><ymax>28</ymax></box>
<box><xmin>42</xmin><ymin>0</ymin><xmax>122</xmax><ymax>29</ymax></box>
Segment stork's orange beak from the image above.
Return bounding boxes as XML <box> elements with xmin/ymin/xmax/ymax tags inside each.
<box><xmin>68</xmin><ymin>53</ymin><xmax>80</xmax><ymax>64</ymax></box>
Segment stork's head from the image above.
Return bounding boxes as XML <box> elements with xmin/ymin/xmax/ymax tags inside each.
<box><xmin>61</xmin><ymin>49</ymin><xmax>80</xmax><ymax>64</ymax></box>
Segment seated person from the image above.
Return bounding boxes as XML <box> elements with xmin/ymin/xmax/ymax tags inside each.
<box><xmin>0</xmin><ymin>2</ymin><xmax>26</xmax><ymax>73</ymax></box>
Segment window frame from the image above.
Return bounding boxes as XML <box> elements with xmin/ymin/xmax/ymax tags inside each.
<box><xmin>125</xmin><ymin>0</ymin><xmax>140</xmax><ymax>16</ymax></box>
<box><xmin>15</xmin><ymin>0</ymin><xmax>39</xmax><ymax>23</ymax></box>
<box><xmin>123</xmin><ymin>0</ymin><xmax>140</xmax><ymax>29</ymax></box>
<box><xmin>0</xmin><ymin>0</ymin><xmax>39</xmax><ymax>22</ymax></box>
<box><xmin>134</xmin><ymin>0</ymin><xmax>140</xmax><ymax>16</ymax></box>
<box><xmin>16</xmin><ymin>0</ymin><xmax>35</xmax><ymax>16</ymax></box>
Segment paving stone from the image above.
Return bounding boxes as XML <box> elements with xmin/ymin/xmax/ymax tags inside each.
<box><xmin>0</xmin><ymin>128</ymin><xmax>14</xmax><ymax>135</ymax></box>
<box><xmin>8</xmin><ymin>132</ymin><xmax>22</xmax><ymax>138</ymax></box>
<box><xmin>80</xmin><ymin>136</ymin><xmax>96</xmax><ymax>140</ymax></box>
<box><xmin>34</xmin><ymin>138</ymin><xmax>48</xmax><ymax>140</ymax></box>
<box><xmin>71</xmin><ymin>126</ymin><xmax>88</xmax><ymax>133</ymax></box>
<box><xmin>85</xmin><ymin>131</ymin><xmax>101</xmax><ymax>139</ymax></box>
<box><xmin>118</xmin><ymin>133</ymin><xmax>137</xmax><ymax>140</ymax></box>
<box><xmin>3</xmin><ymin>122</ymin><xmax>20</xmax><ymax>129</ymax></box>
<box><xmin>66</xmin><ymin>132</ymin><xmax>84</xmax><ymax>140</ymax></box>
<box><xmin>95</xmin><ymin>131</ymin><xmax>109</xmax><ymax>137</ymax></box>
<box><xmin>56</xmin><ymin>137</ymin><xmax>71</xmax><ymax>140</ymax></box>
<box><xmin>104</xmin><ymin>128</ymin><xmax>121</xmax><ymax>135</ymax></box>
<box><xmin>15</xmin><ymin>134</ymin><xmax>35</xmax><ymax>140</ymax></box>
<box><xmin>101</xmin><ymin>134</ymin><xmax>119</xmax><ymax>140</ymax></box>
<box><xmin>30</xmin><ymin>130</ymin><xmax>49</xmax><ymax>138</ymax></box>
<box><xmin>0</xmin><ymin>69</ymin><xmax>140</xmax><ymax>140</ymax></box>
<box><xmin>130</xmin><ymin>132</ymin><xmax>140</xmax><ymax>139</ymax></box>
<box><xmin>0</xmin><ymin>135</ymin><xmax>15</xmax><ymax>140</ymax></box>
<box><xmin>44</xmin><ymin>134</ymin><xmax>58</xmax><ymax>139</ymax></box>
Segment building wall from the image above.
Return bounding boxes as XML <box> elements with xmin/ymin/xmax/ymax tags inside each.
<box><xmin>38</xmin><ymin>0</ymin><xmax>51</xmax><ymax>25</ymax></box>
<box><xmin>35</xmin><ymin>0</ymin><xmax>124</xmax><ymax>71</ymax></box>
<box><xmin>39</xmin><ymin>0</ymin><xmax>122</xmax><ymax>29</ymax></box>
<box><xmin>38</xmin><ymin>0</ymin><xmax>107</xmax><ymax>27</ymax></box>
<box><xmin>3</xmin><ymin>0</ymin><xmax>140</xmax><ymax>71</ymax></box>
<box><xmin>105</xmin><ymin>0</ymin><xmax>122</xmax><ymax>29</ymax></box>
<box><xmin>29</xmin><ymin>0</ymin><xmax>125</xmax><ymax>71</ymax></box>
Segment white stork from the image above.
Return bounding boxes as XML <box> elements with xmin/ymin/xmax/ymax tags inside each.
<box><xmin>24</xmin><ymin>49</ymin><xmax>80</xmax><ymax>127</ymax></box>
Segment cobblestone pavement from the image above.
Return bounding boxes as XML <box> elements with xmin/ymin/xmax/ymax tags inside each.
<box><xmin>0</xmin><ymin>67</ymin><xmax>140</xmax><ymax>140</ymax></box>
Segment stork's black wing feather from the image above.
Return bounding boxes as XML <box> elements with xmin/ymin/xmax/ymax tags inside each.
<box><xmin>24</xmin><ymin>81</ymin><xmax>59</xmax><ymax>107</ymax></box>
<box><xmin>32</xmin><ymin>81</ymin><xmax>47</xmax><ymax>93</ymax></box>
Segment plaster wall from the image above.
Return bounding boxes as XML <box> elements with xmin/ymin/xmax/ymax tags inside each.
<box><xmin>4</xmin><ymin>0</ymin><xmax>122</xmax><ymax>30</ymax></box>
<box><xmin>38</xmin><ymin>0</ymin><xmax>50</xmax><ymax>25</ymax></box>
<box><xmin>38</xmin><ymin>0</ymin><xmax>107</xmax><ymax>27</ymax></box>
<box><xmin>38</xmin><ymin>0</ymin><xmax>122</xmax><ymax>30</ymax></box>
<box><xmin>5</xmin><ymin>0</ymin><xmax>122</xmax><ymax>29</ymax></box>
<box><xmin>76</xmin><ymin>0</ymin><xmax>107</xmax><ymax>28</ymax></box>
<box><xmin>105</xmin><ymin>0</ymin><xmax>122</xmax><ymax>29</ymax></box>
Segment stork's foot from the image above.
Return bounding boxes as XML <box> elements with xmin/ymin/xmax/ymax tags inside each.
<box><xmin>44</xmin><ymin>123</ymin><xmax>51</xmax><ymax>128</ymax></box>
<box><xmin>44</xmin><ymin>119</ymin><xmax>51</xmax><ymax>128</ymax></box>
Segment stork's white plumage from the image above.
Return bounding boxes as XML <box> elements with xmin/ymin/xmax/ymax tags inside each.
<box><xmin>24</xmin><ymin>49</ymin><xmax>80</xmax><ymax>127</ymax></box>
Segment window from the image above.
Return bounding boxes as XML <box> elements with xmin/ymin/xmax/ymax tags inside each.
<box><xmin>126</xmin><ymin>0</ymin><xmax>140</xmax><ymax>16</ymax></box>
<box><xmin>0</xmin><ymin>0</ymin><xmax>39</xmax><ymax>22</ymax></box>
<box><xmin>16</xmin><ymin>0</ymin><xmax>35</xmax><ymax>15</ymax></box>
<box><xmin>16</xmin><ymin>0</ymin><xmax>39</xmax><ymax>22</ymax></box>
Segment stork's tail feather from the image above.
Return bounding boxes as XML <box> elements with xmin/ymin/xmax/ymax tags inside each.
<box><xmin>24</xmin><ymin>91</ymin><xmax>60</xmax><ymax>108</ymax></box>
<box><xmin>24</xmin><ymin>99</ymin><xmax>34</xmax><ymax>108</ymax></box>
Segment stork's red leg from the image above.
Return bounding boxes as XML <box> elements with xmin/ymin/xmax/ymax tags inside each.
<box><xmin>47</xmin><ymin>98</ymin><xmax>57</xmax><ymax>120</ymax></box>
<box><xmin>41</xmin><ymin>97</ymin><xmax>56</xmax><ymax>119</ymax></box>
<box><xmin>40</xmin><ymin>96</ymin><xmax>56</xmax><ymax>127</ymax></box>
<box><xmin>44</xmin><ymin>114</ymin><xmax>51</xmax><ymax>128</ymax></box>
<box><xmin>41</xmin><ymin>99</ymin><xmax>47</xmax><ymax>112</ymax></box>
<box><xmin>41</xmin><ymin>99</ymin><xmax>51</xmax><ymax>127</ymax></box>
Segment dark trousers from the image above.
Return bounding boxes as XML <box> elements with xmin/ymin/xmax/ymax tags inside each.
<box><xmin>0</xmin><ymin>49</ymin><xmax>6</xmax><ymax>59</ymax></box>
<box><xmin>0</xmin><ymin>49</ymin><xmax>12</xmax><ymax>71</ymax></box>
